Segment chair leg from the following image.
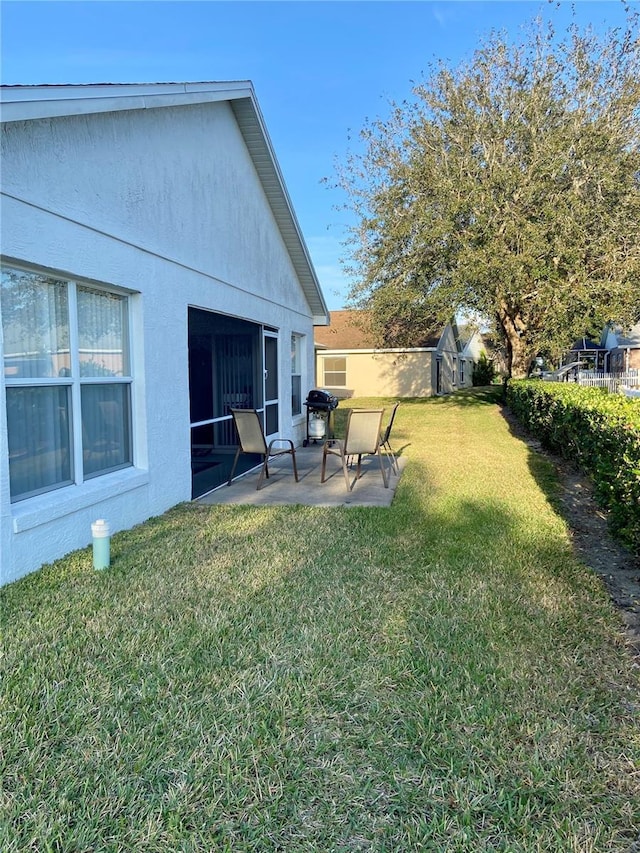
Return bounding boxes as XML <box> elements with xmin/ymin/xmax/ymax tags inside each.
<box><xmin>265</xmin><ymin>440</ymin><xmax>299</xmax><ymax>484</ymax></box>
<box><xmin>390</xmin><ymin>442</ymin><xmax>398</xmax><ymax>475</ymax></box>
<box><xmin>291</xmin><ymin>449</ymin><xmax>299</xmax><ymax>482</ymax></box>
<box><xmin>342</xmin><ymin>451</ymin><xmax>352</xmax><ymax>490</ymax></box>
<box><xmin>321</xmin><ymin>442</ymin><xmax>350</xmax><ymax>489</ymax></box>
<box><xmin>256</xmin><ymin>455</ymin><xmax>269</xmax><ymax>490</ymax></box>
<box><xmin>228</xmin><ymin>446</ymin><xmax>242</xmax><ymax>485</ymax></box>
<box><xmin>383</xmin><ymin>440</ymin><xmax>399</xmax><ymax>475</ymax></box>
<box><xmin>377</xmin><ymin>449</ymin><xmax>389</xmax><ymax>488</ymax></box>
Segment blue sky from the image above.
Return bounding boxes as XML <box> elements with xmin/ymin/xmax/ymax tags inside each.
<box><xmin>1</xmin><ymin>1</ymin><xmax>633</xmax><ymax>309</ymax></box>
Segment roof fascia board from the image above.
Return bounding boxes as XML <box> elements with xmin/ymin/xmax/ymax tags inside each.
<box><xmin>0</xmin><ymin>82</ymin><xmax>253</xmax><ymax>123</ymax></box>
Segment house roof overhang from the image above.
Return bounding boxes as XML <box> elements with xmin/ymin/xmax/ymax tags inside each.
<box><xmin>604</xmin><ymin>322</ymin><xmax>640</xmax><ymax>349</ymax></box>
<box><xmin>0</xmin><ymin>82</ymin><xmax>330</xmax><ymax>324</ymax></box>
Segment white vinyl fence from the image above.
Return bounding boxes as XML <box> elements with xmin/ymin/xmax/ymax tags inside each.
<box><xmin>577</xmin><ymin>370</ymin><xmax>640</xmax><ymax>393</ymax></box>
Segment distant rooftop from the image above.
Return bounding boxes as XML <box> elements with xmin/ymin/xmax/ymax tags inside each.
<box><xmin>314</xmin><ymin>310</ymin><xmax>442</xmax><ymax>350</ymax></box>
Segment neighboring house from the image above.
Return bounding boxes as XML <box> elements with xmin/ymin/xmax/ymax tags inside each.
<box><xmin>0</xmin><ymin>82</ymin><xmax>329</xmax><ymax>584</ymax></box>
<box><xmin>562</xmin><ymin>337</ymin><xmax>608</xmax><ymax>372</ymax></box>
<box><xmin>454</xmin><ymin>322</ymin><xmax>487</xmax><ymax>385</ymax></box>
<box><xmin>557</xmin><ymin>325</ymin><xmax>640</xmax><ymax>375</ymax></box>
<box><xmin>314</xmin><ymin>310</ymin><xmax>483</xmax><ymax>398</ymax></box>
<box><xmin>602</xmin><ymin>322</ymin><xmax>640</xmax><ymax>373</ymax></box>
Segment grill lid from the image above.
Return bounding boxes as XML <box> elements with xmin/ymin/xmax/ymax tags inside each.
<box><xmin>305</xmin><ymin>388</ymin><xmax>339</xmax><ymax>410</ymax></box>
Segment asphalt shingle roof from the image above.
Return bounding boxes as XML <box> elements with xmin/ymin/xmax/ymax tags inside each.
<box><xmin>314</xmin><ymin>310</ymin><xmax>443</xmax><ymax>350</ymax></box>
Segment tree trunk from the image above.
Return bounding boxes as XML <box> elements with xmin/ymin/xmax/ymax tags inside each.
<box><xmin>498</xmin><ymin>307</ymin><xmax>530</xmax><ymax>379</ymax></box>
<box><xmin>510</xmin><ymin>346</ymin><xmax>531</xmax><ymax>379</ymax></box>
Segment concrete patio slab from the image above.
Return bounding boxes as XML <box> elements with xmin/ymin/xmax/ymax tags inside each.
<box><xmin>196</xmin><ymin>444</ymin><xmax>405</xmax><ymax>508</ymax></box>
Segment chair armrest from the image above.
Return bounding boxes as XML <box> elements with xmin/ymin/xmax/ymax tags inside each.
<box><xmin>267</xmin><ymin>438</ymin><xmax>295</xmax><ymax>454</ymax></box>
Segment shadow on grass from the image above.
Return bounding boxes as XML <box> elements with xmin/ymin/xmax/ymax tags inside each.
<box><xmin>2</xmin><ymin>387</ymin><xmax>638</xmax><ymax>851</ymax></box>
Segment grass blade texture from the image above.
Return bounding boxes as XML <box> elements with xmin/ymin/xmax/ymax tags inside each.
<box><xmin>2</xmin><ymin>390</ymin><xmax>639</xmax><ymax>852</ymax></box>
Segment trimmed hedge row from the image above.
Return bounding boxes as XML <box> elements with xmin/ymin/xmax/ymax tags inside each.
<box><xmin>506</xmin><ymin>380</ymin><xmax>640</xmax><ymax>553</ymax></box>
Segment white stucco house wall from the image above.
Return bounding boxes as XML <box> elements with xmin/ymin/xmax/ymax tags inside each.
<box><xmin>454</xmin><ymin>323</ymin><xmax>486</xmax><ymax>387</ymax></box>
<box><xmin>0</xmin><ymin>82</ymin><xmax>329</xmax><ymax>585</ymax></box>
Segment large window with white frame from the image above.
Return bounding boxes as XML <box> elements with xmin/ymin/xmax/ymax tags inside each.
<box><xmin>2</xmin><ymin>264</ymin><xmax>133</xmax><ymax>502</ymax></box>
<box><xmin>291</xmin><ymin>333</ymin><xmax>303</xmax><ymax>416</ymax></box>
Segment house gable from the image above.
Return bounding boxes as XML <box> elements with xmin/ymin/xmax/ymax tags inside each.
<box><xmin>1</xmin><ymin>82</ymin><xmax>329</xmax><ymax>325</ymax></box>
<box><xmin>437</xmin><ymin>323</ymin><xmax>458</xmax><ymax>355</ymax></box>
<box><xmin>604</xmin><ymin>322</ymin><xmax>640</xmax><ymax>350</ymax></box>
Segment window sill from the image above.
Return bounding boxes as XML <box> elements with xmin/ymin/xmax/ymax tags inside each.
<box><xmin>12</xmin><ymin>468</ymin><xmax>149</xmax><ymax>533</ymax></box>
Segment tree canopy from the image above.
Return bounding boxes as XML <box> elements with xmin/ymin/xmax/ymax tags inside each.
<box><xmin>337</xmin><ymin>12</ymin><xmax>640</xmax><ymax>377</ymax></box>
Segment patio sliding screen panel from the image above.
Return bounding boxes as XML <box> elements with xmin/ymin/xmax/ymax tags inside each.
<box><xmin>217</xmin><ymin>334</ymin><xmax>256</xmax><ymax>445</ymax></box>
<box><xmin>188</xmin><ymin>308</ymin><xmax>263</xmax><ymax>498</ymax></box>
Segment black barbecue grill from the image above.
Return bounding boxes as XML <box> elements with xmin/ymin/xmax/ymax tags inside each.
<box><xmin>303</xmin><ymin>389</ymin><xmax>339</xmax><ymax>446</ymax></box>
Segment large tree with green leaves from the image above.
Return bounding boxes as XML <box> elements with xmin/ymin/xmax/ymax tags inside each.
<box><xmin>338</xmin><ymin>13</ymin><xmax>640</xmax><ymax>377</ymax></box>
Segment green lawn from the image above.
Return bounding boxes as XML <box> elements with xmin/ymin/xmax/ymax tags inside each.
<box><xmin>2</xmin><ymin>390</ymin><xmax>639</xmax><ymax>852</ymax></box>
